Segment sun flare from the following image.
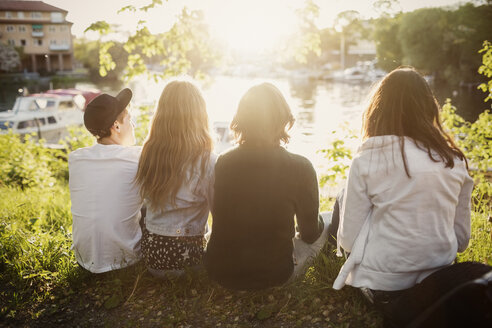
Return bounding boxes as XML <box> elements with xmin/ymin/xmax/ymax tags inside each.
<box><xmin>205</xmin><ymin>1</ymin><xmax>299</xmax><ymax>54</ymax></box>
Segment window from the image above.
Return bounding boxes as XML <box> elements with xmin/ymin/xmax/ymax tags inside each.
<box><xmin>50</xmin><ymin>40</ymin><xmax>56</xmax><ymax>45</ymax></box>
<box><xmin>17</xmin><ymin>120</ymin><xmax>36</xmax><ymax>129</ymax></box>
<box><xmin>48</xmin><ymin>116</ymin><xmax>57</xmax><ymax>124</ymax></box>
<box><xmin>7</xmin><ymin>40</ymin><xmax>15</xmax><ymax>46</ymax></box>
<box><xmin>48</xmin><ymin>26</ymin><xmax>56</xmax><ymax>33</ymax></box>
<box><xmin>51</xmin><ymin>12</ymin><xmax>63</xmax><ymax>22</ymax></box>
<box><xmin>6</xmin><ymin>25</ymin><xmax>14</xmax><ymax>32</ymax></box>
<box><xmin>18</xmin><ymin>12</ymin><xmax>24</xmax><ymax>19</ymax></box>
<box><xmin>31</xmin><ymin>12</ymin><xmax>42</xmax><ymax>19</ymax></box>
<box><xmin>36</xmin><ymin>118</ymin><xmax>46</xmax><ymax>126</ymax></box>
<box><xmin>20</xmin><ymin>39</ymin><xmax>26</xmax><ymax>46</ymax></box>
<box><xmin>5</xmin><ymin>12</ymin><xmax>13</xmax><ymax>18</ymax></box>
<box><xmin>18</xmin><ymin>25</ymin><xmax>26</xmax><ymax>32</ymax></box>
<box><xmin>35</xmin><ymin>39</ymin><xmax>43</xmax><ymax>46</ymax></box>
<box><xmin>58</xmin><ymin>101</ymin><xmax>74</xmax><ymax>110</ymax></box>
<box><xmin>60</xmin><ymin>26</ymin><xmax>68</xmax><ymax>32</ymax></box>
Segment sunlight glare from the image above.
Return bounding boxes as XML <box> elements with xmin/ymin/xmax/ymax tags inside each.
<box><xmin>206</xmin><ymin>1</ymin><xmax>300</xmax><ymax>54</ymax></box>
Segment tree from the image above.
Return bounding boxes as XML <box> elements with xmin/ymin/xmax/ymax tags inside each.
<box><xmin>280</xmin><ymin>0</ymin><xmax>321</xmax><ymax>66</ymax></box>
<box><xmin>373</xmin><ymin>14</ymin><xmax>403</xmax><ymax>71</ymax></box>
<box><xmin>0</xmin><ymin>43</ymin><xmax>20</xmax><ymax>73</ymax></box>
<box><xmin>144</xmin><ymin>8</ymin><xmax>222</xmax><ymax>80</ymax></box>
<box><xmin>85</xmin><ymin>1</ymin><xmax>222</xmax><ymax>81</ymax></box>
<box><xmin>398</xmin><ymin>8</ymin><xmax>452</xmax><ymax>77</ymax></box>
<box><xmin>478</xmin><ymin>40</ymin><xmax>492</xmax><ymax>102</ymax></box>
<box><xmin>449</xmin><ymin>3</ymin><xmax>492</xmax><ymax>83</ymax></box>
<box><xmin>73</xmin><ymin>38</ymin><xmax>128</xmax><ymax>82</ymax></box>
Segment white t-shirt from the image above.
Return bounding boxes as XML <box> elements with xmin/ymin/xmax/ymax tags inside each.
<box><xmin>69</xmin><ymin>144</ymin><xmax>143</xmax><ymax>273</ymax></box>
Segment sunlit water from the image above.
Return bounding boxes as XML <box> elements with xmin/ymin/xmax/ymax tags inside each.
<box><xmin>123</xmin><ymin>75</ymin><xmax>373</xmax><ymax>170</ymax></box>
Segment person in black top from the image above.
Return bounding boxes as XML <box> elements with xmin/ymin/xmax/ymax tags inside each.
<box><xmin>204</xmin><ymin>82</ymin><xmax>331</xmax><ymax>290</ymax></box>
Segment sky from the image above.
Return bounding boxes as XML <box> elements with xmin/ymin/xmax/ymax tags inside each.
<box><xmin>43</xmin><ymin>0</ymin><xmax>472</xmax><ymax>50</ymax></box>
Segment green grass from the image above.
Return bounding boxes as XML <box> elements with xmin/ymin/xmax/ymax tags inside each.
<box><xmin>0</xmin><ymin>184</ymin><xmax>490</xmax><ymax>327</ymax></box>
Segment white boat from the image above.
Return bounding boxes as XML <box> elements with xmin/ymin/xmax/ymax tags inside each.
<box><xmin>0</xmin><ymin>92</ymin><xmax>87</xmax><ymax>143</ymax></box>
<box><xmin>0</xmin><ymin>110</ymin><xmax>66</xmax><ymax>144</ymax></box>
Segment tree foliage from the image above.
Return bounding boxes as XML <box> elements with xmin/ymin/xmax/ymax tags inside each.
<box><xmin>373</xmin><ymin>3</ymin><xmax>492</xmax><ymax>84</ymax></box>
<box><xmin>398</xmin><ymin>8</ymin><xmax>450</xmax><ymax>75</ymax></box>
<box><xmin>441</xmin><ymin>100</ymin><xmax>492</xmax><ymax>204</ymax></box>
<box><xmin>74</xmin><ymin>38</ymin><xmax>128</xmax><ymax>82</ymax></box>
<box><xmin>84</xmin><ymin>1</ymin><xmax>221</xmax><ymax>81</ymax></box>
<box><xmin>0</xmin><ymin>43</ymin><xmax>20</xmax><ymax>73</ymax></box>
<box><xmin>373</xmin><ymin>14</ymin><xmax>402</xmax><ymax>71</ymax></box>
<box><xmin>478</xmin><ymin>40</ymin><xmax>492</xmax><ymax>102</ymax></box>
<box><xmin>281</xmin><ymin>0</ymin><xmax>321</xmax><ymax>66</ymax></box>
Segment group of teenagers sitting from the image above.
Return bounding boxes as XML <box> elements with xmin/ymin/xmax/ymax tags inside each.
<box><xmin>68</xmin><ymin>67</ymin><xmax>492</xmax><ymax>327</ymax></box>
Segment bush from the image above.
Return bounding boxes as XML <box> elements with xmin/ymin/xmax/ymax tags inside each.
<box><xmin>0</xmin><ymin>133</ymin><xmax>59</xmax><ymax>189</ymax></box>
<box><xmin>441</xmin><ymin>100</ymin><xmax>492</xmax><ymax>205</ymax></box>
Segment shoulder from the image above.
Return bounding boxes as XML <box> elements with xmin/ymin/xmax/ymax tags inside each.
<box><xmin>452</xmin><ymin>156</ymin><xmax>472</xmax><ymax>180</ymax></box>
<box><xmin>69</xmin><ymin>144</ymin><xmax>141</xmax><ymax>164</ymax></box>
<box><xmin>283</xmin><ymin>148</ymin><xmax>314</xmax><ymax>167</ymax></box>
<box><xmin>215</xmin><ymin>146</ymin><xmax>240</xmax><ymax>168</ymax></box>
<box><xmin>216</xmin><ymin>146</ymin><xmax>238</xmax><ymax>161</ymax></box>
<box><xmin>68</xmin><ymin>145</ymin><xmax>96</xmax><ymax>163</ymax></box>
<box><xmin>282</xmin><ymin>149</ymin><xmax>316</xmax><ymax>176</ymax></box>
<box><xmin>120</xmin><ymin>145</ymin><xmax>142</xmax><ymax>161</ymax></box>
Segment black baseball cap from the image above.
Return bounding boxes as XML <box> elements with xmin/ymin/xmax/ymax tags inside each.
<box><xmin>84</xmin><ymin>88</ymin><xmax>132</xmax><ymax>137</ymax></box>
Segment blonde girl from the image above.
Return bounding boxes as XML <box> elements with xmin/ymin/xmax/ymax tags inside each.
<box><xmin>135</xmin><ymin>80</ymin><xmax>216</xmax><ymax>277</ymax></box>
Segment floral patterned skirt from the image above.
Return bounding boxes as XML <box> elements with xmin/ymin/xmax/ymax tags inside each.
<box><xmin>141</xmin><ymin>228</ymin><xmax>206</xmax><ymax>271</ymax></box>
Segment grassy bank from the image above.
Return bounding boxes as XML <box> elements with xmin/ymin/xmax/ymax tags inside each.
<box><xmin>0</xmin><ymin>183</ymin><xmax>490</xmax><ymax>327</ymax></box>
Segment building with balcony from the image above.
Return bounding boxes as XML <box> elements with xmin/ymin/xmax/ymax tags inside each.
<box><xmin>0</xmin><ymin>0</ymin><xmax>74</xmax><ymax>73</ymax></box>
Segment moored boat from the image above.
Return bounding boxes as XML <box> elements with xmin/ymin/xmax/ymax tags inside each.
<box><xmin>0</xmin><ymin>88</ymin><xmax>101</xmax><ymax>143</ymax></box>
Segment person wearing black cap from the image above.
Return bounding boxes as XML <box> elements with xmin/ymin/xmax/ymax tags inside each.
<box><xmin>68</xmin><ymin>88</ymin><xmax>143</xmax><ymax>273</ymax></box>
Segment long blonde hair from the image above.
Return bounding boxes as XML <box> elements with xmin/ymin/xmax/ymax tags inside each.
<box><xmin>135</xmin><ymin>80</ymin><xmax>212</xmax><ymax>212</ymax></box>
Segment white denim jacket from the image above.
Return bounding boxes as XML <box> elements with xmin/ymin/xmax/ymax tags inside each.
<box><xmin>144</xmin><ymin>153</ymin><xmax>217</xmax><ymax>237</ymax></box>
<box><xmin>334</xmin><ymin>136</ymin><xmax>473</xmax><ymax>291</ymax></box>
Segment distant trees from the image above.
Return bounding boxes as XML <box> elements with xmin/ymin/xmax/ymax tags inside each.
<box><xmin>373</xmin><ymin>3</ymin><xmax>492</xmax><ymax>84</ymax></box>
<box><xmin>279</xmin><ymin>0</ymin><xmax>321</xmax><ymax>68</ymax></box>
<box><xmin>0</xmin><ymin>43</ymin><xmax>20</xmax><ymax>73</ymax></box>
<box><xmin>399</xmin><ymin>8</ymin><xmax>450</xmax><ymax>75</ymax></box>
<box><xmin>373</xmin><ymin>14</ymin><xmax>402</xmax><ymax>71</ymax></box>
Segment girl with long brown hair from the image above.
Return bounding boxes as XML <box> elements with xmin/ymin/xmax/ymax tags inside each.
<box><xmin>135</xmin><ymin>80</ymin><xmax>215</xmax><ymax>277</ymax></box>
<box><xmin>332</xmin><ymin>67</ymin><xmax>485</xmax><ymax>326</ymax></box>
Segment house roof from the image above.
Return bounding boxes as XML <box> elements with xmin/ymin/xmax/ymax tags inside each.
<box><xmin>0</xmin><ymin>1</ymin><xmax>68</xmax><ymax>13</ymax></box>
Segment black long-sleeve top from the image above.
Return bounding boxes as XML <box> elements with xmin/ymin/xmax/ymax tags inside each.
<box><xmin>204</xmin><ymin>145</ymin><xmax>323</xmax><ymax>290</ymax></box>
